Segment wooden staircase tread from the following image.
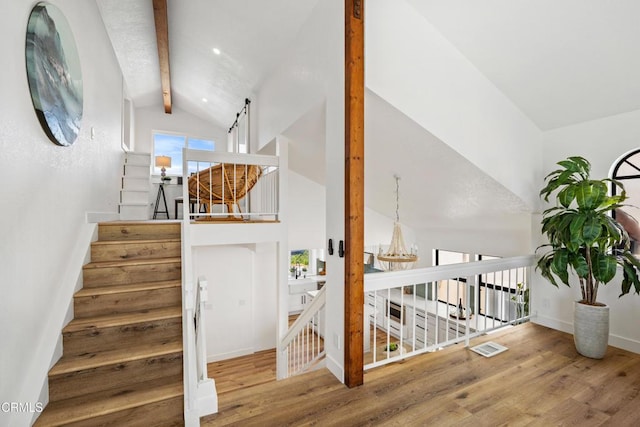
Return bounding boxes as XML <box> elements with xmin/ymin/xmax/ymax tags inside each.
<box><xmin>38</xmin><ymin>221</ymin><xmax>185</xmax><ymax>426</ymax></box>
<box><xmin>63</xmin><ymin>306</ymin><xmax>182</xmax><ymax>333</ymax></box>
<box><xmin>83</xmin><ymin>256</ymin><xmax>181</xmax><ymax>269</ymax></box>
<box><xmin>34</xmin><ymin>375</ymin><xmax>184</xmax><ymax>426</ymax></box>
<box><xmin>74</xmin><ymin>280</ymin><xmax>181</xmax><ymax>297</ymax></box>
<box><xmin>50</xmin><ymin>339</ymin><xmax>183</xmax><ymax>376</ymax></box>
<box><xmin>91</xmin><ymin>238</ymin><xmax>182</xmax><ymax>246</ymax></box>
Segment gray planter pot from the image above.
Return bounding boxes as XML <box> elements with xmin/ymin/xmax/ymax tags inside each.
<box><xmin>573</xmin><ymin>301</ymin><xmax>609</xmax><ymax>359</ymax></box>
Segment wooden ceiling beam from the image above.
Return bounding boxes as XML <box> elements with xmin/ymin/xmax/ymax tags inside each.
<box><xmin>153</xmin><ymin>0</ymin><xmax>172</xmax><ymax>113</ymax></box>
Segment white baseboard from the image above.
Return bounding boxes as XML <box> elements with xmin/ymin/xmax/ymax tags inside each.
<box><xmin>532</xmin><ymin>315</ymin><xmax>640</xmax><ymax>355</ymax></box>
<box><xmin>609</xmin><ymin>334</ymin><xmax>640</xmax><ymax>354</ymax></box>
<box><xmin>531</xmin><ymin>314</ymin><xmax>573</xmax><ymax>335</ymax></box>
<box><xmin>325</xmin><ymin>353</ymin><xmax>344</xmax><ymax>384</ymax></box>
<box><xmin>207</xmin><ymin>347</ymin><xmax>254</xmax><ymax>363</ymax></box>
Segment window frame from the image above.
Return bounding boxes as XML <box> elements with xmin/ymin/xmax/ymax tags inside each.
<box><xmin>433</xmin><ymin>250</ymin><xmax>524</xmax><ymax>322</ymax></box>
<box><xmin>151</xmin><ymin>130</ymin><xmax>216</xmax><ymax>177</ymax></box>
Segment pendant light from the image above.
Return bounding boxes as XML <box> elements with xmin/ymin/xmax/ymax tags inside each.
<box><xmin>377</xmin><ymin>175</ymin><xmax>418</xmax><ymax>271</ymax></box>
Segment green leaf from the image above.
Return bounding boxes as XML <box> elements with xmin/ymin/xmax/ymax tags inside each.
<box><xmin>536</xmin><ymin>253</ymin><xmax>560</xmax><ymax>288</ymax></box>
<box><xmin>569</xmin><ymin>215</ymin><xmax>586</xmax><ymax>242</ymax></box>
<box><xmin>551</xmin><ymin>249</ymin><xmax>570</xmax><ymax>285</ymax></box>
<box><xmin>567</xmin><ymin>156</ymin><xmax>591</xmax><ymax>177</ymax></box>
<box><xmin>557</xmin><ymin>159</ymin><xmax>581</xmax><ymax>172</ymax></box>
<box><xmin>603</xmin><ymin>215</ymin><xmax>623</xmax><ymax>244</ymax></box>
<box><xmin>591</xmin><ymin>181</ymin><xmax>608</xmax><ymax>208</ymax></box>
<box><xmin>540</xmin><ymin>180</ymin><xmax>562</xmax><ymax>202</ymax></box>
<box><xmin>540</xmin><ymin>168</ymin><xmax>578</xmax><ymax>202</ymax></box>
<box><xmin>569</xmin><ymin>253</ymin><xmax>589</xmax><ymax>278</ymax></box>
<box><xmin>620</xmin><ymin>263</ymin><xmax>637</xmax><ymax>297</ymax></box>
<box><xmin>542</xmin><ymin>206</ymin><xmax>564</xmax><ymax>216</ymax></box>
<box><xmin>575</xmin><ymin>181</ymin><xmax>604</xmax><ymax>209</ymax></box>
<box><xmin>582</xmin><ymin>215</ymin><xmax>601</xmax><ymax>245</ymax></box>
<box><xmin>558</xmin><ymin>185</ymin><xmax>577</xmax><ymax>208</ymax></box>
<box><xmin>544</xmin><ymin>168</ymin><xmax>563</xmax><ymax>180</ymax></box>
<box><xmin>592</xmin><ymin>253</ymin><xmax>617</xmax><ymax>284</ymax></box>
<box><xmin>622</xmin><ymin>251</ymin><xmax>640</xmax><ymax>270</ymax></box>
<box><xmin>559</xmin><ymin>212</ymin><xmax>576</xmax><ymax>231</ymax></box>
<box><xmin>575</xmin><ymin>181</ymin><xmax>592</xmax><ymax>209</ymax></box>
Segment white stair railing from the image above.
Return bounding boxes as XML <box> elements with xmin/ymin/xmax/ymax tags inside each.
<box><xmin>182</xmin><ymin>226</ymin><xmax>218</xmax><ymax>425</ymax></box>
<box><xmin>364</xmin><ymin>255</ymin><xmax>534</xmax><ymax>370</ymax></box>
<box><xmin>280</xmin><ymin>286</ymin><xmax>326</xmax><ymax>378</ymax></box>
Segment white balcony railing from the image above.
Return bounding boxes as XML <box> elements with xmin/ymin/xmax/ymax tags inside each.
<box><xmin>364</xmin><ymin>255</ymin><xmax>534</xmax><ymax>369</ymax></box>
<box><xmin>182</xmin><ymin>149</ymin><xmax>279</xmax><ymax>221</ymax></box>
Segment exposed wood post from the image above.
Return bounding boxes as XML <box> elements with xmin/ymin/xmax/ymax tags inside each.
<box><xmin>153</xmin><ymin>0</ymin><xmax>172</xmax><ymax>113</ymax></box>
<box><xmin>344</xmin><ymin>0</ymin><xmax>365</xmax><ymax>388</ymax></box>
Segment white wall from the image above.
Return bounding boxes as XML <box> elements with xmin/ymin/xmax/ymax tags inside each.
<box><xmin>252</xmin><ymin>243</ymin><xmax>279</xmax><ymax>352</ymax></box>
<box><xmin>533</xmin><ymin>109</ymin><xmax>640</xmax><ymax>353</ymax></box>
<box><xmin>134</xmin><ymin>105</ymin><xmax>227</xmax><ymax>154</ymax></box>
<box><xmin>256</xmin><ymin>0</ymin><xmax>345</xmax><ymax>381</ymax></box>
<box><xmin>195</xmin><ymin>243</ymin><xmax>277</xmax><ymax>361</ymax></box>
<box><xmin>0</xmin><ymin>1</ymin><xmax>125</xmax><ymax>425</ymax></box>
<box><xmin>288</xmin><ymin>171</ymin><xmax>326</xmax><ymax>250</ymax></box>
<box><xmin>366</xmin><ymin>0</ymin><xmax>543</xmax><ymax>211</ymax></box>
<box><xmin>541</xmin><ymin>109</ymin><xmax>640</xmax><ymax>178</ymax></box>
<box><xmin>417</xmin><ymin>214</ymin><xmax>533</xmax><ymax>265</ymax></box>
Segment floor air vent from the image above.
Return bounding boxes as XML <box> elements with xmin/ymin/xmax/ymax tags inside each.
<box><xmin>470</xmin><ymin>341</ymin><xmax>508</xmax><ymax>358</ymax></box>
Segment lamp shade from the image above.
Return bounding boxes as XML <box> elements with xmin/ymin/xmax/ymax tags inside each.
<box><xmin>155</xmin><ymin>155</ymin><xmax>171</xmax><ymax>168</ymax></box>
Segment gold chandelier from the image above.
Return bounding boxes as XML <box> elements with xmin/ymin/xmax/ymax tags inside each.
<box><xmin>377</xmin><ymin>175</ymin><xmax>418</xmax><ymax>271</ymax></box>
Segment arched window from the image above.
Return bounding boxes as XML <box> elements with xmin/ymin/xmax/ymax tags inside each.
<box><xmin>612</xmin><ymin>150</ymin><xmax>640</xmax><ymax>255</ymax></box>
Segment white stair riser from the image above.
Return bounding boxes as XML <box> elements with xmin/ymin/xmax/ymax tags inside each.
<box><xmin>125</xmin><ymin>153</ymin><xmax>151</xmax><ymax>166</ymax></box>
<box><xmin>120</xmin><ymin>204</ymin><xmax>150</xmax><ymax>220</ymax></box>
<box><xmin>121</xmin><ymin>152</ymin><xmax>150</xmax><ymax>218</ymax></box>
<box><xmin>123</xmin><ymin>177</ymin><xmax>150</xmax><ymax>191</ymax></box>
<box><xmin>124</xmin><ymin>164</ymin><xmax>150</xmax><ymax>178</ymax></box>
<box><xmin>121</xmin><ymin>191</ymin><xmax>149</xmax><ymax>204</ymax></box>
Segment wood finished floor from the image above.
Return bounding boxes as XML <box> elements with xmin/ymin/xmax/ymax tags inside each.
<box><xmin>207</xmin><ymin>349</ymin><xmax>277</xmax><ymax>395</ymax></box>
<box><xmin>203</xmin><ymin>322</ymin><xmax>640</xmax><ymax>426</ymax></box>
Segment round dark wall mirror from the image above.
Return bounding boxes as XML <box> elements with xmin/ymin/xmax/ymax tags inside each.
<box><xmin>25</xmin><ymin>2</ymin><xmax>83</xmax><ymax>147</ymax></box>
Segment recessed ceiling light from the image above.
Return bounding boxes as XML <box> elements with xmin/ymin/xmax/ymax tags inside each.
<box><xmin>202</xmin><ymin>98</ymin><xmax>208</xmax><ymax>103</ymax></box>
<box><xmin>212</xmin><ymin>48</ymin><xmax>221</xmax><ymax>55</ymax></box>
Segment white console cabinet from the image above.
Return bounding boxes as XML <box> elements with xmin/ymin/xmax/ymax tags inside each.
<box><xmin>288</xmin><ymin>278</ymin><xmax>320</xmax><ymax>314</ymax></box>
<box><xmin>367</xmin><ymin>289</ymin><xmax>471</xmax><ymax>349</ymax></box>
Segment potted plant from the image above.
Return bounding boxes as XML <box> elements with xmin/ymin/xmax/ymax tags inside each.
<box><xmin>383</xmin><ymin>342</ymin><xmax>398</xmax><ymax>352</ymax></box>
<box><xmin>537</xmin><ymin>156</ymin><xmax>640</xmax><ymax>358</ymax></box>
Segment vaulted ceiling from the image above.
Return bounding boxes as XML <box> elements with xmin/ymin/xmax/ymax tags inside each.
<box><xmin>97</xmin><ymin>0</ymin><xmax>321</xmax><ymax>129</ymax></box>
<box><xmin>98</xmin><ymin>0</ymin><xmax>640</xmax><ymax>132</ymax></box>
<box><xmin>96</xmin><ymin>0</ymin><xmax>640</xmax><ymax>228</ymax></box>
<box><xmin>408</xmin><ymin>0</ymin><xmax>640</xmax><ymax>131</ymax></box>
